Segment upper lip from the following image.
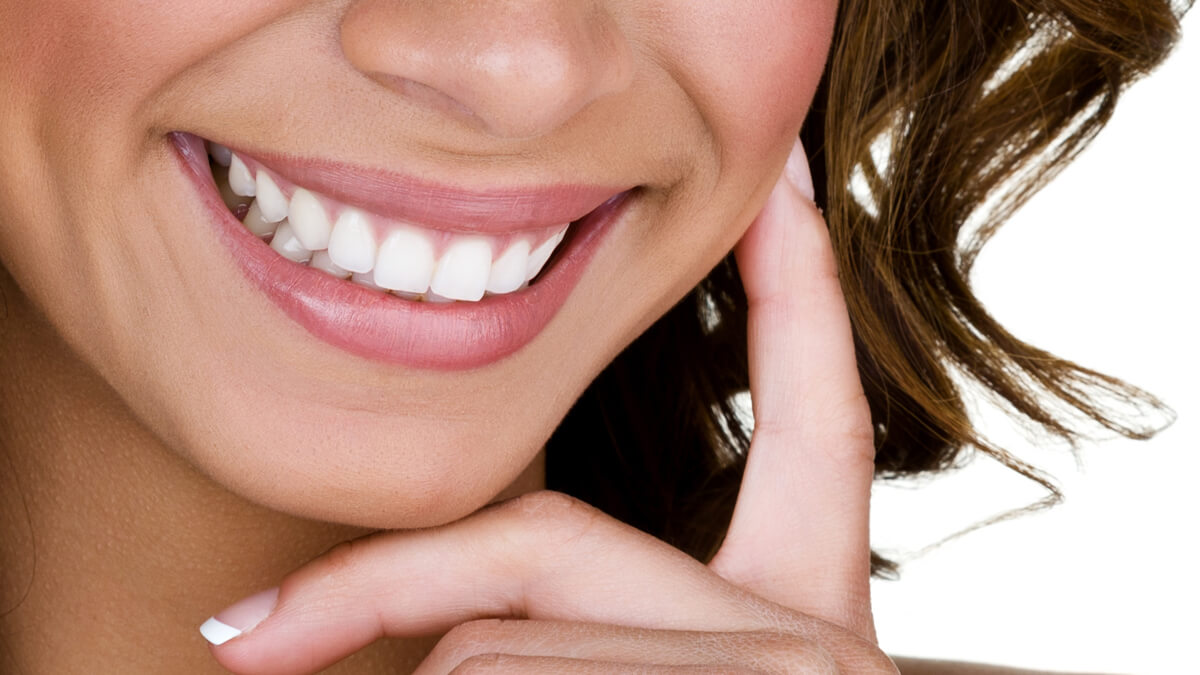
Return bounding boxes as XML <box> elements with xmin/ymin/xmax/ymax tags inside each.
<box><xmin>207</xmin><ymin>136</ymin><xmax>632</xmax><ymax>232</ymax></box>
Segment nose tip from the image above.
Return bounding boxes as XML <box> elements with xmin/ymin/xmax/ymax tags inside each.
<box><xmin>340</xmin><ymin>1</ymin><xmax>633</xmax><ymax>140</ymax></box>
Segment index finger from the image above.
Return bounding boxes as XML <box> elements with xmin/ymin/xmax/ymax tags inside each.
<box><xmin>709</xmin><ymin>139</ymin><xmax>877</xmax><ymax>638</ymax></box>
<box><xmin>204</xmin><ymin>492</ymin><xmax>875</xmax><ymax>674</ymax></box>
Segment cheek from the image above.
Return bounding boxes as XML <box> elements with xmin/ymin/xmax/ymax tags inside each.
<box><xmin>0</xmin><ymin>1</ymin><xmax>301</xmax><ymax>145</ymax></box>
<box><xmin>0</xmin><ymin>0</ymin><xmax>299</xmax><ymax>347</ymax></box>
<box><xmin>627</xmin><ymin>0</ymin><xmax>836</xmax><ymax>293</ymax></box>
<box><xmin>657</xmin><ymin>0</ymin><xmax>837</xmax><ymax>147</ymax></box>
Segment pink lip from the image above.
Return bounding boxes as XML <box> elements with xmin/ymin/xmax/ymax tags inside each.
<box><xmin>215</xmin><ymin>140</ymin><xmax>629</xmax><ymax>232</ymax></box>
<box><xmin>169</xmin><ymin>132</ymin><xmax>632</xmax><ymax>370</ymax></box>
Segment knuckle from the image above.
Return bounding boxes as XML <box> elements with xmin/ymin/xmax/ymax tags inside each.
<box><xmin>799</xmin><ymin>625</ymin><xmax>899</xmax><ymax>675</ymax></box>
<box><xmin>774</xmin><ymin>643</ymin><xmax>839</xmax><ymax>674</ymax></box>
<box><xmin>276</xmin><ymin>534</ymin><xmax>386</xmax><ymax>612</ymax></box>
<box><xmin>500</xmin><ymin>490</ymin><xmax>605</xmax><ymax>545</ymax></box>
<box><xmin>836</xmin><ymin>635</ymin><xmax>900</xmax><ymax>674</ymax></box>
<box><xmin>449</xmin><ymin>653</ymin><xmax>507</xmax><ymax>674</ymax></box>
<box><xmin>505</xmin><ymin>490</ymin><xmax>587</xmax><ymax>520</ymax></box>
<box><xmin>810</xmin><ymin>264</ymin><xmax>844</xmax><ymax>296</ymax></box>
<box><xmin>288</xmin><ymin>536</ymin><xmax>377</xmax><ymax>593</ymax></box>
<box><xmin>742</xmin><ymin>632</ymin><xmax>838</xmax><ymax>674</ymax></box>
<box><xmin>315</xmin><ymin>536</ymin><xmax>370</xmax><ymax>579</ymax></box>
<box><xmin>839</xmin><ymin>394</ymin><xmax>876</xmax><ymax>447</ymax></box>
<box><xmin>804</xmin><ymin>391</ymin><xmax>872</xmax><ymax>436</ymax></box>
<box><xmin>793</xmin><ymin>392</ymin><xmax>877</xmax><ymax>465</ymax></box>
<box><xmin>438</xmin><ymin>619</ymin><xmax>513</xmax><ymax>656</ymax></box>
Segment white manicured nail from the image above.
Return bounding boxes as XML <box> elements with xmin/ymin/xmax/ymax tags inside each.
<box><xmin>199</xmin><ymin>587</ymin><xmax>279</xmax><ymax>646</ymax></box>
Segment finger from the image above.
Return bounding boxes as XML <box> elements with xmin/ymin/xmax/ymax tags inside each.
<box><xmin>447</xmin><ymin>655</ymin><xmax>756</xmax><ymax>675</ymax></box>
<box><xmin>416</xmin><ymin>620</ymin><xmax>842</xmax><ymax>675</ymax></box>
<box><xmin>205</xmin><ymin>492</ymin><xmax>799</xmax><ymax>675</ymax></box>
<box><xmin>709</xmin><ymin>139</ymin><xmax>876</xmax><ymax>638</ymax></box>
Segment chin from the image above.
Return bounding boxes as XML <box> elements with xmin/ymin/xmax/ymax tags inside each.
<box><xmin>177</xmin><ymin>398</ymin><xmax>547</xmax><ymax>529</ymax></box>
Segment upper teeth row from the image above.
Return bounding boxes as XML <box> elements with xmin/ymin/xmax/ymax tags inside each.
<box><xmin>210</xmin><ymin>143</ymin><xmax>570</xmax><ymax>303</ymax></box>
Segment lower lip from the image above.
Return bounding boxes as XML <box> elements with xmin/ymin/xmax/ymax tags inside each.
<box><xmin>169</xmin><ymin>132</ymin><xmax>630</xmax><ymax>370</ymax></box>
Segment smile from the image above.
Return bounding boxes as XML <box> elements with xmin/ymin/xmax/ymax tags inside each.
<box><xmin>170</xmin><ymin>132</ymin><xmax>633</xmax><ymax>369</ymax></box>
<box><xmin>211</xmin><ymin>143</ymin><xmax>583</xmax><ymax>302</ymax></box>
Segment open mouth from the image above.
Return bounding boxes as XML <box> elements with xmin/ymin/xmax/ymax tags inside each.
<box><xmin>170</xmin><ymin>132</ymin><xmax>632</xmax><ymax>369</ymax></box>
<box><xmin>208</xmin><ymin>142</ymin><xmax>581</xmax><ymax>303</ymax></box>
<box><xmin>204</xmin><ymin>141</ymin><xmax>609</xmax><ymax>302</ymax></box>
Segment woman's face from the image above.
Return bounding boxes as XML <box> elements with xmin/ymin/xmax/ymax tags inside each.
<box><xmin>0</xmin><ymin>1</ymin><xmax>835</xmax><ymax>527</ymax></box>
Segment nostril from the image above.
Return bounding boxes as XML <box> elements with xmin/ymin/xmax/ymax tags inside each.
<box><xmin>371</xmin><ymin>74</ymin><xmax>480</xmax><ymax>123</ymax></box>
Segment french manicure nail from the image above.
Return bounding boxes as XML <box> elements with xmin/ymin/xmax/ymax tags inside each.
<box><xmin>199</xmin><ymin>587</ymin><xmax>279</xmax><ymax>646</ymax></box>
<box><xmin>784</xmin><ymin>138</ymin><xmax>816</xmax><ymax>202</ymax></box>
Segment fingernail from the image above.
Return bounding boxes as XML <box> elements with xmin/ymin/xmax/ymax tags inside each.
<box><xmin>199</xmin><ymin>587</ymin><xmax>279</xmax><ymax>646</ymax></box>
<box><xmin>783</xmin><ymin>138</ymin><xmax>816</xmax><ymax>202</ymax></box>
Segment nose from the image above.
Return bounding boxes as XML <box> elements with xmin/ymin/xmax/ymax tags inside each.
<box><xmin>340</xmin><ymin>0</ymin><xmax>634</xmax><ymax>140</ymax></box>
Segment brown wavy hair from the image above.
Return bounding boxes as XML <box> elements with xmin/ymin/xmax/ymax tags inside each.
<box><xmin>546</xmin><ymin>0</ymin><xmax>1190</xmax><ymax>574</ymax></box>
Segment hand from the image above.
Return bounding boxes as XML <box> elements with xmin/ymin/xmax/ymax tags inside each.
<box><xmin>202</xmin><ymin>139</ymin><xmax>896</xmax><ymax>674</ymax></box>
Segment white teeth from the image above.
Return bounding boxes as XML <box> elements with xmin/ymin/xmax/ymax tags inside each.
<box><xmin>350</xmin><ymin>270</ymin><xmax>386</xmax><ymax>291</ymax></box>
<box><xmin>215</xmin><ymin>167</ymin><xmax>248</xmax><ymax>212</ymax></box>
<box><xmin>430</xmin><ymin>237</ymin><xmax>492</xmax><ymax>302</ymax></box>
<box><xmin>242</xmin><ymin>201</ymin><xmax>276</xmax><ymax>238</ymax></box>
<box><xmin>374</xmin><ymin>228</ymin><xmax>436</xmax><ymax>294</ymax></box>
<box><xmin>255</xmin><ymin>172</ymin><xmax>289</xmax><ymax>223</ymax></box>
<box><xmin>268</xmin><ymin>222</ymin><xmax>312</xmax><ymax>263</ymax></box>
<box><xmin>327</xmin><ymin>209</ymin><xmax>377</xmax><ymax>273</ymax></box>
<box><xmin>228</xmin><ymin>154</ymin><xmax>256</xmax><ymax>197</ymax></box>
<box><xmin>288</xmin><ymin>188</ymin><xmax>332</xmax><ymax>251</ymax></box>
<box><xmin>309</xmin><ymin>250</ymin><xmax>350</xmax><ymax>279</ymax></box>
<box><xmin>486</xmin><ymin>240</ymin><xmax>531</xmax><ymax>294</ymax></box>
<box><xmin>215</xmin><ymin>151</ymin><xmax>583</xmax><ymax>301</ymax></box>
<box><xmin>526</xmin><ymin>226</ymin><xmax>568</xmax><ymax>282</ymax></box>
<box><xmin>207</xmin><ymin>142</ymin><xmax>233</xmax><ymax>167</ymax></box>
<box><xmin>424</xmin><ymin>290</ymin><xmax>456</xmax><ymax>304</ymax></box>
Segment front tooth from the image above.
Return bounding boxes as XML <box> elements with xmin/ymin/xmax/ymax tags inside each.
<box><xmin>525</xmin><ymin>225</ymin><xmax>568</xmax><ymax>282</ymax></box>
<box><xmin>310</xmin><ymin>250</ymin><xmax>350</xmax><ymax>279</ymax></box>
<box><xmin>486</xmin><ymin>240</ymin><xmax>531</xmax><ymax>294</ymax></box>
<box><xmin>228</xmin><ymin>154</ymin><xmax>256</xmax><ymax>197</ymax></box>
<box><xmin>374</xmin><ymin>228</ymin><xmax>435</xmax><ymax>294</ymax></box>
<box><xmin>430</xmin><ymin>237</ymin><xmax>491</xmax><ymax>302</ymax></box>
<box><xmin>327</xmin><ymin>209</ymin><xmax>377</xmax><ymax>273</ymax></box>
<box><xmin>207</xmin><ymin>142</ymin><xmax>232</xmax><ymax>167</ymax></box>
<box><xmin>242</xmin><ymin>201</ymin><xmax>277</xmax><ymax>238</ymax></box>
<box><xmin>288</xmin><ymin>188</ymin><xmax>332</xmax><ymax>251</ymax></box>
<box><xmin>255</xmin><ymin>172</ymin><xmax>289</xmax><ymax>223</ymax></box>
<box><xmin>424</xmin><ymin>291</ymin><xmax>456</xmax><ymax>304</ymax></box>
<box><xmin>268</xmin><ymin>221</ymin><xmax>312</xmax><ymax>263</ymax></box>
<box><xmin>351</xmin><ymin>271</ymin><xmax>386</xmax><ymax>291</ymax></box>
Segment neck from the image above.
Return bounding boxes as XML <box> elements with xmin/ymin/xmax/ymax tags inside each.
<box><xmin>0</xmin><ymin>275</ymin><xmax>539</xmax><ymax>673</ymax></box>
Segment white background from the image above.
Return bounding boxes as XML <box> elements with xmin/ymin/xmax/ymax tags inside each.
<box><xmin>871</xmin><ymin>9</ymin><xmax>1198</xmax><ymax>673</ymax></box>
